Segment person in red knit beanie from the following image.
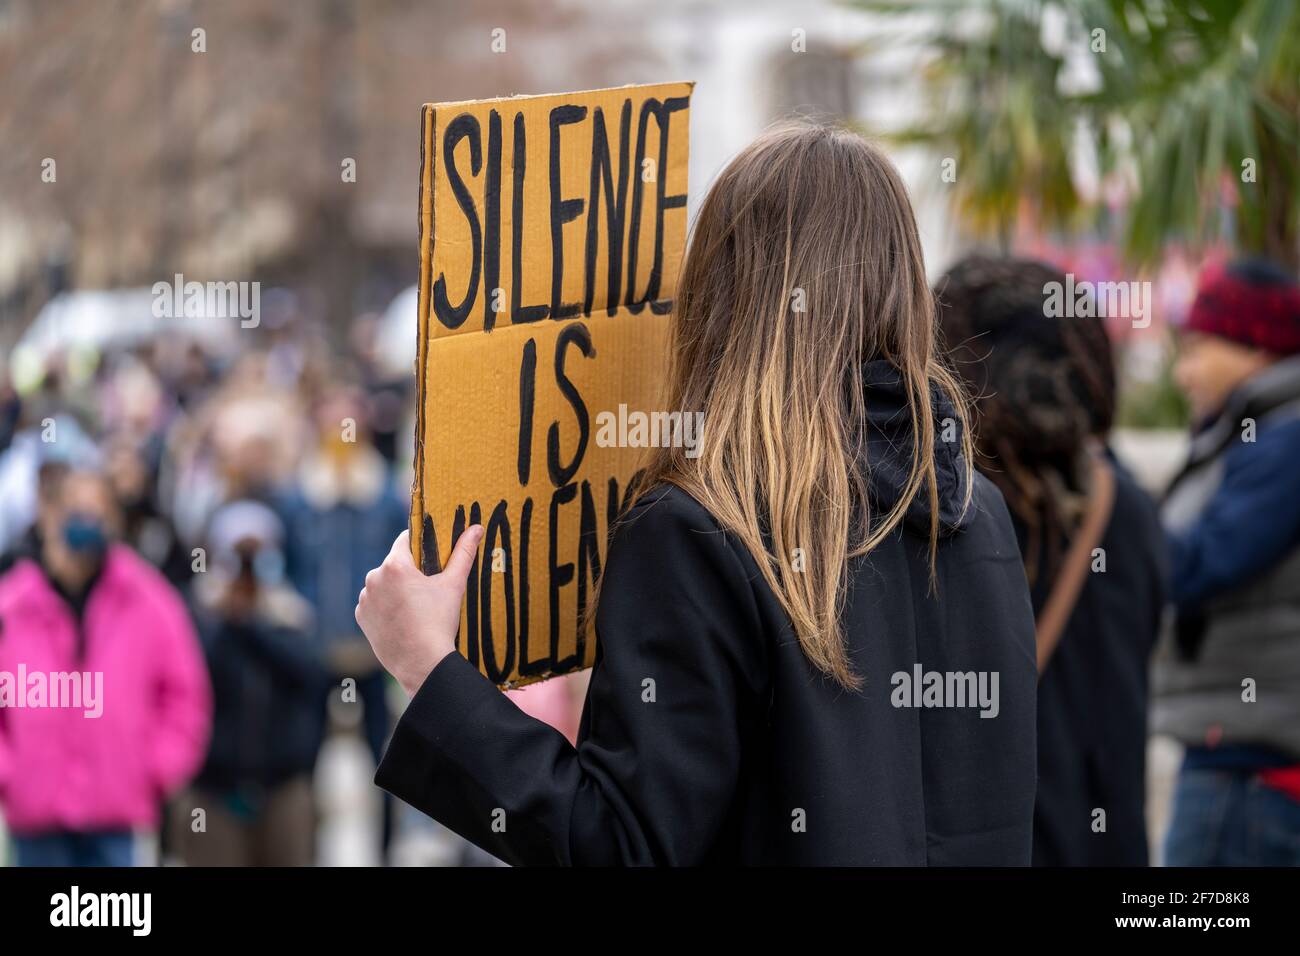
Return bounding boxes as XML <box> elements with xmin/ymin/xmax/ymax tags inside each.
<box><xmin>1176</xmin><ymin>258</ymin><xmax>1300</xmax><ymax>421</ymax></box>
<box><xmin>1156</xmin><ymin>257</ymin><xmax>1300</xmax><ymax>866</ymax></box>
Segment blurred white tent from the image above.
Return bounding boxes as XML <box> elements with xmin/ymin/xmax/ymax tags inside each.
<box><xmin>9</xmin><ymin>288</ymin><xmax>240</xmax><ymax>387</ymax></box>
<box><xmin>377</xmin><ymin>284</ymin><xmax>418</xmax><ymax>379</ymax></box>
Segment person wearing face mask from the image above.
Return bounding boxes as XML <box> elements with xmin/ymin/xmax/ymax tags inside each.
<box><xmin>0</xmin><ymin>467</ymin><xmax>211</xmax><ymax>866</ymax></box>
<box><xmin>175</xmin><ymin>500</ymin><xmax>328</xmax><ymax>866</ymax></box>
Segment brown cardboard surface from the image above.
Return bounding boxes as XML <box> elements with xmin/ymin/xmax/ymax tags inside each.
<box><xmin>412</xmin><ymin>81</ymin><xmax>692</xmax><ymax>686</ymax></box>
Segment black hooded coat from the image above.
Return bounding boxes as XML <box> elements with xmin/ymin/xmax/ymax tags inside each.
<box><xmin>376</xmin><ymin>360</ymin><xmax>1038</xmax><ymax>865</ymax></box>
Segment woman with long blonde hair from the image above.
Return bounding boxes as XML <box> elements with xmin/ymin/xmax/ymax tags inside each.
<box><xmin>356</xmin><ymin>122</ymin><xmax>1038</xmax><ymax>865</ymax></box>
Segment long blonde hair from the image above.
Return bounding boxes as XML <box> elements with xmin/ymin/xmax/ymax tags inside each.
<box><xmin>615</xmin><ymin>122</ymin><xmax>972</xmax><ymax>690</ymax></box>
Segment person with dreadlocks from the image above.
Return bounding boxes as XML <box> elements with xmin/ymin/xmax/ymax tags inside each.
<box><xmin>935</xmin><ymin>256</ymin><xmax>1166</xmax><ymax>866</ymax></box>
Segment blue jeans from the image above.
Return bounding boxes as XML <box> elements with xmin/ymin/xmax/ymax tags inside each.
<box><xmin>1165</xmin><ymin>767</ymin><xmax>1300</xmax><ymax>866</ymax></box>
<box><xmin>13</xmin><ymin>830</ymin><xmax>135</xmax><ymax>867</ymax></box>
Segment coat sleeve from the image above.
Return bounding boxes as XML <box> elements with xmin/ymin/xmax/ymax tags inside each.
<box><xmin>147</xmin><ymin>587</ymin><xmax>214</xmax><ymax>798</ymax></box>
<box><xmin>375</xmin><ymin>489</ymin><xmax>768</xmax><ymax>865</ymax></box>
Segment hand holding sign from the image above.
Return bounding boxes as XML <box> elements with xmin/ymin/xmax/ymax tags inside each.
<box><xmin>355</xmin><ymin>525</ymin><xmax>485</xmax><ymax>697</ymax></box>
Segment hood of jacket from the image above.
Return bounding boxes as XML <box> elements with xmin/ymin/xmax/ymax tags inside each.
<box><xmin>861</xmin><ymin>359</ymin><xmax>972</xmax><ymax>536</ymax></box>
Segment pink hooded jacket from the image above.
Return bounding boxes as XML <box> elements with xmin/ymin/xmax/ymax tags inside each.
<box><xmin>0</xmin><ymin>545</ymin><xmax>211</xmax><ymax>834</ymax></box>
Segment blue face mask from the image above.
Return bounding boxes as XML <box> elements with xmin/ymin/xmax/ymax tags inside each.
<box><xmin>63</xmin><ymin>513</ymin><xmax>109</xmax><ymax>558</ymax></box>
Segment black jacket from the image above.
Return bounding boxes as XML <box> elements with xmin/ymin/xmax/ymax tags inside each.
<box><xmin>1027</xmin><ymin>460</ymin><xmax>1165</xmax><ymax>866</ymax></box>
<box><xmin>193</xmin><ymin>586</ymin><xmax>330</xmax><ymax>795</ymax></box>
<box><xmin>377</xmin><ymin>363</ymin><xmax>1038</xmax><ymax>865</ymax></box>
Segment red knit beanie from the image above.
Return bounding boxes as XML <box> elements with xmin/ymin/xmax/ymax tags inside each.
<box><xmin>1186</xmin><ymin>258</ymin><xmax>1300</xmax><ymax>355</ymax></box>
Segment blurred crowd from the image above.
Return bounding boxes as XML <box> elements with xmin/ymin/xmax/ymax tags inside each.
<box><xmin>3</xmin><ymin>252</ymin><xmax>1300</xmax><ymax>868</ymax></box>
<box><xmin>0</xmin><ymin>303</ymin><xmax>584</xmax><ymax>866</ymax></box>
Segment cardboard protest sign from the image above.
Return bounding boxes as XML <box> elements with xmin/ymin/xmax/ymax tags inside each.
<box><xmin>412</xmin><ymin>82</ymin><xmax>693</xmax><ymax>687</ymax></box>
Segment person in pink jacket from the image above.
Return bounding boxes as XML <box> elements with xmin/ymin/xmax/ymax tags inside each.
<box><xmin>0</xmin><ymin>467</ymin><xmax>211</xmax><ymax>866</ymax></box>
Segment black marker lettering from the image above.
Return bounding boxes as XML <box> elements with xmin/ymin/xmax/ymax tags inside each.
<box><xmin>583</xmin><ymin>100</ymin><xmax>631</xmax><ymax>318</ymax></box>
<box><xmin>450</xmin><ymin>505</ymin><xmax>475</xmax><ymax>665</ymax></box>
<box><xmin>517</xmin><ymin>497</ymin><xmax>548</xmax><ymax>677</ymax></box>
<box><xmin>483</xmin><ymin>110</ymin><xmax>503</xmax><ymax>331</ymax></box>
<box><xmin>648</xmin><ymin>96</ymin><xmax>689</xmax><ymax>315</ymax></box>
<box><xmin>517</xmin><ymin>338</ymin><xmax>536</xmax><ymax>486</ymax></box>
<box><xmin>479</xmin><ymin>500</ymin><xmax>516</xmax><ymax>683</ymax></box>
<box><xmin>576</xmin><ymin>479</ymin><xmax>602</xmax><ymax>665</ymax></box>
<box><xmin>511</xmin><ymin>112</ymin><xmax>550</xmax><ymax>325</ymax></box>
<box><xmin>626</xmin><ymin>97</ymin><xmax>688</xmax><ymax>314</ymax></box>
<box><xmin>549</xmin><ymin>104</ymin><xmax>587</xmax><ymax>321</ymax></box>
<box><xmin>549</xmin><ymin>483</ymin><xmax>578</xmax><ymax>672</ymax></box>
<box><xmin>547</xmin><ymin>322</ymin><xmax>593</xmax><ymax>487</ymax></box>
<box><xmin>432</xmin><ymin>114</ymin><xmax>482</xmax><ymax>329</ymax></box>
